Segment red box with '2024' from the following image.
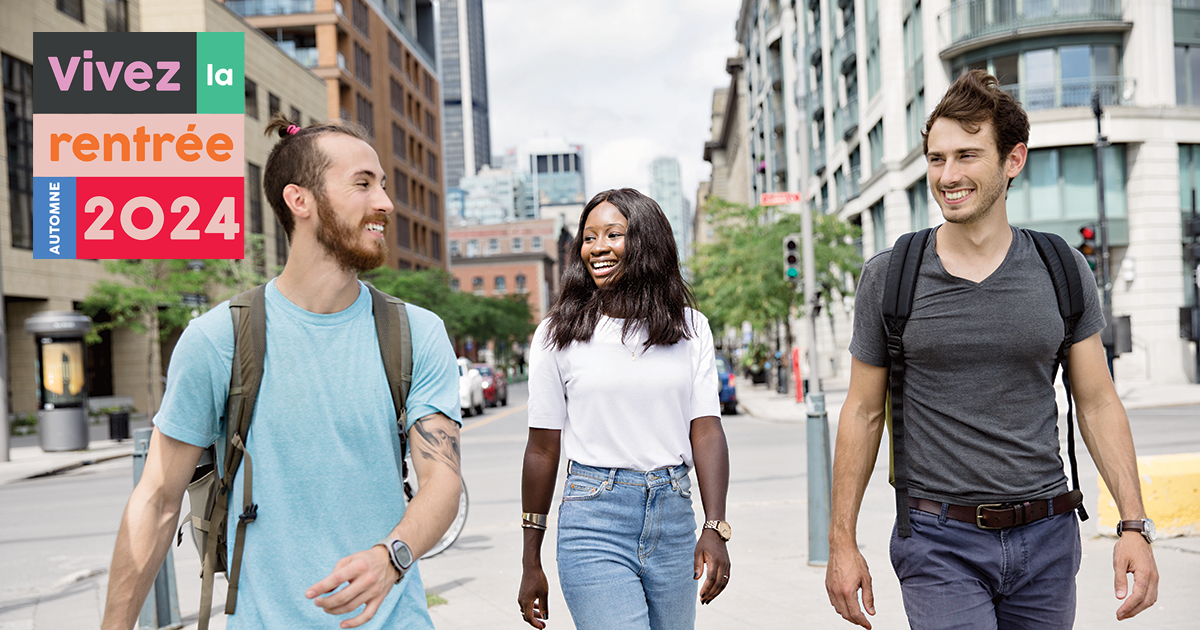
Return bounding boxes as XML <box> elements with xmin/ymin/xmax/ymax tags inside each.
<box><xmin>75</xmin><ymin>177</ymin><xmax>244</xmax><ymax>259</ymax></box>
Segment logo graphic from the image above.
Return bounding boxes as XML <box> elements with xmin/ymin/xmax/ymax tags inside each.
<box><xmin>33</xmin><ymin>32</ymin><xmax>245</xmax><ymax>259</ymax></box>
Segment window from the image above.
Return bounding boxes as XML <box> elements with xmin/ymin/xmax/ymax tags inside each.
<box><xmin>495</xmin><ymin>276</ymin><xmax>507</xmax><ymax>294</ymax></box>
<box><xmin>908</xmin><ymin>176</ymin><xmax>929</xmax><ymax>231</ymax></box>
<box><xmin>425</xmin><ymin>112</ymin><xmax>437</xmax><ymax>142</ymax></box>
<box><xmin>467</xmin><ymin>239</ymin><xmax>479</xmax><ymax>257</ymax></box>
<box><xmin>960</xmin><ymin>43</ymin><xmax>1123</xmax><ymax>110</ymax></box>
<box><xmin>431</xmin><ymin>231</ymin><xmax>442</xmax><ymax>261</ymax></box>
<box><xmin>870</xmin><ymin>200</ymin><xmax>885</xmax><ymax>253</ymax></box>
<box><xmin>353</xmin><ymin>0</ymin><xmax>370</xmax><ymax>37</ymax></box>
<box><xmin>290</xmin><ymin>107</ymin><xmax>301</xmax><ymax>124</ymax></box>
<box><xmin>423</xmin><ymin>72</ymin><xmax>434</xmax><ymax>99</ymax></box>
<box><xmin>356</xmin><ymin>94</ymin><xmax>374</xmax><ymax>138</ymax></box>
<box><xmin>106</xmin><ymin>0</ymin><xmax>128</xmax><ymax>31</ymax></box>
<box><xmin>390</xmin><ymin>78</ymin><xmax>404</xmax><ymax>114</ymax></box>
<box><xmin>274</xmin><ymin>216</ymin><xmax>288</xmax><ymax>267</ymax></box>
<box><xmin>1178</xmin><ymin>45</ymin><xmax>1200</xmax><ymax>106</ymax></box>
<box><xmin>429</xmin><ymin>191</ymin><xmax>440</xmax><ymax>221</ymax></box>
<box><xmin>451</xmin><ymin>277</ymin><xmax>460</xmax><ymax>292</ymax></box>
<box><xmin>392</xmin><ymin>124</ymin><xmax>407</xmax><ymax>160</ymax></box>
<box><xmin>472</xmin><ymin>277</ymin><xmax>484</xmax><ymax>295</ymax></box>
<box><xmin>395</xmin><ymin>170</ymin><xmax>409</xmax><ymax>205</ymax></box>
<box><xmin>1006</xmin><ymin>145</ymin><xmax>1127</xmax><ymax>224</ymax></box>
<box><xmin>537</xmin><ymin>155</ymin><xmax>549</xmax><ymax>173</ymax></box>
<box><xmin>57</xmin><ymin>0</ymin><xmax>83</xmax><ymax>22</ymax></box>
<box><xmin>245</xmin><ymin>79</ymin><xmax>258</xmax><ymax>119</ymax></box>
<box><xmin>389</xmin><ymin>36</ymin><xmax>403</xmax><ymax>70</ymax></box>
<box><xmin>354</xmin><ymin>43</ymin><xmax>372</xmax><ymax>88</ymax></box>
<box><xmin>450</xmin><ymin>240</ymin><xmax>460</xmax><ymax>257</ymax></box>
<box><xmin>247</xmin><ymin>163</ymin><xmax>263</xmax><ymax>235</ymax></box>
<box><xmin>488</xmin><ymin>238</ymin><xmax>499</xmax><ymax>253</ymax></box>
<box><xmin>515</xmin><ymin>274</ymin><xmax>528</xmax><ymax>293</ymax></box>
<box><xmin>868</xmin><ymin>122</ymin><xmax>883</xmax><ymax>176</ymax></box>
<box><xmin>427</xmin><ymin>149</ymin><xmax>438</xmax><ymax>182</ymax></box>
<box><xmin>395</xmin><ymin>215</ymin><xmax>411</xmax><ymax>250</ymax></box>
<box><xmin>4</xmin><ymin>54</ymin><xmax>33</xmax><ymax>249</ymax></box>
<box><xmin>906</xmin><ymin>88</ymin><xmax>924</xmax><ymax>152</ymax></box>
<box><xmin>512</xmin><ymin>237</ymin><xmax>524</xmax><ymax>252</ymax></box>
<box><xmin>268</xmin><ymin>93</ymin><xmax>281</xmax><ymax>118</ymax></box>
<box><xmin>531</xmin><ymin>236</ymin><xmax>543</xmax><ymax>251</ymax></box>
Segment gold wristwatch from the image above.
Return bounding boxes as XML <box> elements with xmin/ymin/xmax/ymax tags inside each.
<box><xmin>703</xmin><ymin>520</ymin><xmax>732</xmax><ymax>542</ymax></box>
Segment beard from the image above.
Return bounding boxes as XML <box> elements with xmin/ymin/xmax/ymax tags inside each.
<box><xmin>939</xmin><ymin>166</ymin><xmax>1008</xmax><ymax>226</ymax></box>
<box><xmin>313</xmin><ymin>191</ymin><xmax>387</xmax><ymax>272</ymax></box>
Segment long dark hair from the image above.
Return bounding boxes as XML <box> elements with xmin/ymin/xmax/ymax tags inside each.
<box><xmin>544</xmin><ymin>188</ymin><xmax>697</xmax><ymax>351</ymax></box>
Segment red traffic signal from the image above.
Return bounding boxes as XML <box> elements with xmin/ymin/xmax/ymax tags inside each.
<box><xmin>1078</xmin><ymin>224</ymin><xmax>1098</xmax><ymax>268</ymax></box>
<box><xmin>1080</xmin><ymin>226</ymin><xmax>1095</xmax><ymax>240</ymax></box>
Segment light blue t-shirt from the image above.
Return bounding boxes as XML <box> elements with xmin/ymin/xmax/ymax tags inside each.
<box><xmin>156</xmin><ymin>280</ymin><xmax>461</xmax><ymax>629</ymax></box>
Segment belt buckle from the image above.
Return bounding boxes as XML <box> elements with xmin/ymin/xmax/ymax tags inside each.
<box><xmin>975</xmin><ymin>503</ymin><xmax>1008</xmax><ymax>529</ymax></box>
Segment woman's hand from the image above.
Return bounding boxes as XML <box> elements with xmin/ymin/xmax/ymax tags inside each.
<box><xmin>694</xmin><ymin>529</ymin><xmax>731</xmax><ymax>604</ymax></box>
<box><xmin>517</xmin><ymin>563</ymin><xmax>550</xmax><ymax>628</ymax></box>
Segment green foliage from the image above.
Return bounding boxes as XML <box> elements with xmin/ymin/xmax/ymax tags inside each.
<box><xmin>363</xmin><ymin>267</ymin><xmax>537</xmax><ymax>362</ymax></box>
<box><xmin>690</xmin><ymin>197</ymin><xmax>863</xmax><ymax>332</ymax></box>
<box><xmin>10</xmin><ymin>413</ymin><xmax>37</xmax><ymax>436</ymax></box>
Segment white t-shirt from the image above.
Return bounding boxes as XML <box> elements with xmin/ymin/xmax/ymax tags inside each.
<box><xmin>527</xmin><ymin>308</ymin><xmax>721</xmax><ymax>470</ymax></box>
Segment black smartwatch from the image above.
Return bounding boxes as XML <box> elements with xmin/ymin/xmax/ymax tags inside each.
<box><xmin>376</xmin><ymin>538</ymin><xmax>415</xmax><ymax>583</ymax></box>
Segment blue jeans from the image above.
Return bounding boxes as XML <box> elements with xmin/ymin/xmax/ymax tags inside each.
<box><xmin>556</xmin><ymin>461</ymin><xmax>697</xmax><ymax>630</ymax></box>
<box><xmin>890</xmin><ymin>506</ymin><xmax>1082</xmax><ymax>629</ymax></box>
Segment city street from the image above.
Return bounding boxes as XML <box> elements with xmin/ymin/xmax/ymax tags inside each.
<box><xmin>1</xmin><ymin>382</ymin><xmax>1197</xmax><ymax>629</ymax></box>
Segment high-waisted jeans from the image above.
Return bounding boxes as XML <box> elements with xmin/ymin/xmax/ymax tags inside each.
<box><xmin>556</xmin><ymin>460</ymin><xmax>697</xmax><ymax>630</ymax></box>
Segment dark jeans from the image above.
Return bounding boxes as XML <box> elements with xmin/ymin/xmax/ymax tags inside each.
<box><xmin>890</xmin><ymin>506</ymin><xmax>1081</xmax><ymax>629</ymax></box>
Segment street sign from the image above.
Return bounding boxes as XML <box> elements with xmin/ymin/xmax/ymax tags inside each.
<box><xmin>760</xmin><ymin>191</ymin><xmax>804</xmax><ymax>206</ymax></box>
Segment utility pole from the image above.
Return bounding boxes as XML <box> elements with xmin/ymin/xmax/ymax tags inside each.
<box><xmin>1092</xmin><ymin>91</ymin><xmax>1115</xmax><ymax>375</ymax></box>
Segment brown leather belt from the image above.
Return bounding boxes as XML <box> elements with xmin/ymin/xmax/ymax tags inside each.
<box><xmin>908</xmin><ymin>490</ymin><xmax>1083</xmax><ymax>530</ymax></box>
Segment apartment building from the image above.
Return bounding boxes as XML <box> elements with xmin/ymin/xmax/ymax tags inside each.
<box><xmin>224</xmin><ymin>0</ymin><xmax>449</xmax><ymax>272</ymax></box>
<box><xmin>447</xmin><ymin>217</ymin><xmax>565</xmax><ymax>321</ymax></box>
<box><xmin>729</xmin><ymin>0</ymin><xmax>1200</xmax><ymax>386</ymax></box>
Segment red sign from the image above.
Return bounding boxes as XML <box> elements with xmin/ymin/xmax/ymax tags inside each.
<box><xmin>760</xmin><ymin>192</ymin><xmax>804</xmax><ymax>206</ymax></box>
<box><xmin>75</xmin><ymin>176</ymin><xmax>243</xmax><ymax>259</ymax></box>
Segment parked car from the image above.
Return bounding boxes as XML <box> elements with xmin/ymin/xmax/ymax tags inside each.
<box><xmin>716</xmin><ymin>354</ymin><xmax>738</xmax><ymax>415</ymax></box>
<box><xmin>474</xmin><ymin>363</ymin><xmax>508</xmax><ymax>407</ymax></box>
<box><xmin>458</xmin><ymin>357</ymin><xmax>485</xmax><ymax>417</ymax></box>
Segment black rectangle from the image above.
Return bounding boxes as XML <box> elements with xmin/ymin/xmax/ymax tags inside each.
<box><xmin>34</xmin><ymin>32</ymin><xmax>196</xmax><ymax>113</ymax></box>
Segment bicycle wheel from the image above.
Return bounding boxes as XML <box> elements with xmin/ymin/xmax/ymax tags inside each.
<box><xmin>423</xmin><ymin>480</ymin><xmax>468</xmax><ymax>558</ymax></box>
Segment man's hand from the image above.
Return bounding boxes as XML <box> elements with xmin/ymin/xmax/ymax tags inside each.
<box><xmin>1114</xmin><ymin>533</ymin><xmax>1158</xmax><ymax>620</ymax></box>
<box><xmin>306</xmin><ymin>545</ymin><xmax>398</xmax><ymax>629</ymax></box>
<box><xmin>517</xmin><ymin>563</ymin><xmax>550</xmax><ymax>628</ymax></box>
<box><xmin>694</xmin><ymin>530</ymin><xmax>731</xmax><ymax>604</ymax></box>
<box><xmin>825</xmin><ymin>544</ymin><xmax>876</xmax><ymax>629</ymax></box>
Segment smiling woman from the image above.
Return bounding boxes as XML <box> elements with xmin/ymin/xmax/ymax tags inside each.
<box><xmin>518</xmin><ymin>188</ymin><xmax>732</xmax><ymax>630</ymax></box>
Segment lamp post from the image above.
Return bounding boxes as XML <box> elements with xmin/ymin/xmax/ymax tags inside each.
<box><xmin>1092</xmin><ymin>91</ymin><xmax>1115</xmax><ymax>374</ymax></box>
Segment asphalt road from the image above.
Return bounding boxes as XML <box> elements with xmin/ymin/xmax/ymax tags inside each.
<box><xmin>0</xmin><ymin>388</ymin><xmax>1196</xmax><ymax>629</ymax></box>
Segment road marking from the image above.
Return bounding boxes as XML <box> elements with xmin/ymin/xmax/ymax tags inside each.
<box><xmin>461</xmin><ymin>404</ymin><xmax>527</xmax><ymax>433</ymax></box>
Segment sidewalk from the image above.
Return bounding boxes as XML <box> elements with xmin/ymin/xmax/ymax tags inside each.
<box><xmin>0</xmin><ymin>418</ymin><xmax>150</xmax><ymax>486</ymax></box>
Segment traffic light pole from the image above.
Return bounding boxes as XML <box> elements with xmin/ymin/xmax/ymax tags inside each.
<box><xmin>1093</xmin><ymin>92</ymin><xmax>1115</xmax><ymax>375</ymax></box>
<box><xmin>798</xmin><ymin>200</ymin><xmax>831</xmax><ymax>566</ymax></box>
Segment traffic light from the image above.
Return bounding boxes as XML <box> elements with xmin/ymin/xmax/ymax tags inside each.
<box><xmin>1078</xmin><ymin>224</ymin><xmax>1098</xmax><ymax>270</ymax></box>
<box><xmin>783</xmin><ymin>234</ymin><xmax>800</xmax><ymax>280</ymax></box>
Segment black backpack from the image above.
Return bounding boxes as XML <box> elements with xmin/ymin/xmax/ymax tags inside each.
<box><xmin>178</xmin><ymin>283</ymin><xmax>414</xmax><ymax>630</ymax></box>
<box><xmin>881</xmin><ymin>228</ymin><xmax>1090</xmax><ymax>537</ymax></box>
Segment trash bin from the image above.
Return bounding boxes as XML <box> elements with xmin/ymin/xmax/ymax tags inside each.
<box><xmin>109</xmin><ymin>411</ymin><xmax>130</xmax><ymax>442</ymax></box>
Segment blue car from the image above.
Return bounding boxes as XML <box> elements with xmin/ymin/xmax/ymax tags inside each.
<box><xmin>716</xmin><ymin>355</ymin><xmax>738</xmax><ymax>415</ymax></box>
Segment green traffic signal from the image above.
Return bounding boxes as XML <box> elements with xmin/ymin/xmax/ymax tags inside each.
<box><xmin>787</xmin><ymin>267</ymin><xmax>799</xmax><ymax>278</ymax></box>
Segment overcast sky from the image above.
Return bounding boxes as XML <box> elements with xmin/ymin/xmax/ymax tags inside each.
<box><xmin>482</xmin><ymin>0</ymin><xmax>743</xmax><ymax>209</ymax></box>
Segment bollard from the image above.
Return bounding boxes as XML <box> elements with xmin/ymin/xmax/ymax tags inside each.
<box><xmin>132</xmin><ymin>428</ymin><xmax>183</xmax><ymax>630</ymax></box>
<box><xmin>806</xmin><ymin>392</ymin><xmax>832</xmax><ymax>566</ymax></box>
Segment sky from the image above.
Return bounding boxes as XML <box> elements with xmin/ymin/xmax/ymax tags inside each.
<box><xmin>481</xmin><ymin>0</ymin><xmax>743</xmax><ymax>209</ymax></box>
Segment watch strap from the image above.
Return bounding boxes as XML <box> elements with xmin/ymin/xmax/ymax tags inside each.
<box><xmin>375</xmin><ymin>537</ymin><xmax>413</xmax><ymax>583</ymax></box>
<box><xmin>1117</xmin><ymin>519</ymin><xmax>1153</xmax><ymax>544</ymax></box>
<box><xmin>703</xmin><ymin>520</ymin><xmax>731</xmax><ymax>541</ymax></box>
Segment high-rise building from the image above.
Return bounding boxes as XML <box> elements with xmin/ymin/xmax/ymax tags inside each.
<box><xmin>440</xmin><ymin>0</ymin><xmax>491</xmax><ymax>188</ymax></box>
<box><xmin>225</xmin><ymin>0</ymin><xmax>449</xmax><ymax>272</ymax></box>
<box><xmin>450</xmin><ymin>166</ymin><xmax>535</xmax><ymax>225</ymax></box>
<box><xmin>521</xmin><ymin>137</ymin><xmax>587</xmax><ymax>208</ymax></box>
<box><xmin>649</xmin><ymin>157</ymin><xmax>692</xmax><ymax>260</ymax></box>
<box><xmin>736</xmin><ymin>0</ymin><xmax>1200</xmax><ymax>386</ymax></box>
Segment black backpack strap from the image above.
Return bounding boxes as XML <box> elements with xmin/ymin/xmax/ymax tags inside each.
<box><xmin>881</xmin><ymin>228</ymin><xmax>932</xmax><ymax>538</ymax></box>
<box><xmin>1030</xmin><ymin>230</ymin><xmax>1089</xmax><ymax>522</ymax></box>
<box><xmin>369</xmin><ymin>285</ymin><xmax>415</xmax><ymax>500</ymax></box>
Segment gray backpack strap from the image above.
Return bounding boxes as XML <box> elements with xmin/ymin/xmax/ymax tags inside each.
<box><xmin>368</xmin><ymin>285</ymin><xmax>415</xmax><ymax>499</ymax></box>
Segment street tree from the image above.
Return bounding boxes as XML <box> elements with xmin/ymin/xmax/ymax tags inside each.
<box><xmin>690</xmin><ymin>197</ymin><xmax>862</xmax><ymax>336</ymax></box>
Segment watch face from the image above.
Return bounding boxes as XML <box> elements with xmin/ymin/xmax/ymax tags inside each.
<box><xmin>1143</xmin><ymin>519</ymin><xmax>1157</xmax><ymax>543</ymax></box>
<box><xmin>718</xmin><ymin>522</ymin><xmax>732</xmax><ymax>540</ymax></box>
<box><xmin>391</xmin><ymin>540</ymin><xmax>414</xmax><ymax>567</ymax></box>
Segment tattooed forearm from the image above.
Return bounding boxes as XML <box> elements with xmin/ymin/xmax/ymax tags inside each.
<box><xmin>412</xmin><ymin>415</ymin><xmax>462</xmax><ymax>476</ymax></box>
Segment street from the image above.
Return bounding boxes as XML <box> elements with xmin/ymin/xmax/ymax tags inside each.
<box><xmin>1</xmin><ymin>382</ymin><xmax>1198</xmax><ymax>629</ymax></box>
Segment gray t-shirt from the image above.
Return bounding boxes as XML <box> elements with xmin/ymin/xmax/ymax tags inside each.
<box><xmin>849</xmin><ymin>226</ymin><xmax>1105</xmax><ymax>505</ymax></box>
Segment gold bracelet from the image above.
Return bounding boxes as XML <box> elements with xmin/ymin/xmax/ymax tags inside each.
<box><xmin>521</xmin><ymin>521</ymin><xmax>547</xmax><ymax>531</ymax></box>
<box><xmin>521</xmin><ymin>512</ymin><xmax>548</xmax><ymax>527</ymax></box>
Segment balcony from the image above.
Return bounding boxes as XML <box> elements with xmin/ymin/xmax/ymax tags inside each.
<box><xmin>806</xmin><ymin>32</ymin><xmax>822</xmax><ymax>67</ymax></box>
<box><xmin>1001</xmin><ymin>76</ymin><xmax>1134</xmax><ymax>111</ymax></box>
<box><xmin>278</xmin><ymin>43</ymin><xmax>318</xmax><ymax>68</ymax></box>
<box><xmin>811</xmin><ymin>145</ymin><xmax>827</xmax><ymax>175</ymax></box>
<box><xmin>770</xmin><ymin>61</ymin><xmax>783</xmax><ymax>89</ymax></box>
<box><xmin>941</xmin><ymin>0</ymin><xmax>1126</xmax><ymax>58</ymax></box>
<box><xmin>225</xmin><ymin>0</ymin><xmax>315</xmax><ymax>16</ymax></box>
<box><xmin>843</xmin><ymin>95</ymin><xmax>859</xmax><ymax>140</ymax></box>
<box><xmin>833</xmin><ymin>28</ymin><xmax>857</xmax><ymax>76</ymax></box>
